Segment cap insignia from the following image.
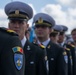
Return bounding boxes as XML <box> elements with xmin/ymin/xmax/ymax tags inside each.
<box><xmin>38</xmin><ymin>17</ymin><xmax>43</xmax><ymax>23</ymax></box>
<box><xmin>15</xmin><ymin>10</ymin><xmax>19</xmax><ymax>15</ymax></box>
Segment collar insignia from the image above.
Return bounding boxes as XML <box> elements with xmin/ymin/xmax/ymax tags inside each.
<box><xmin>47</xmin><ymin>45</ymin><xmax>50</xmax><ymax>49</ymax></box>
<box><xmin>27</xmin><ymin>45</ymin><xmax>30</xmax><ymax>50</ymax></box>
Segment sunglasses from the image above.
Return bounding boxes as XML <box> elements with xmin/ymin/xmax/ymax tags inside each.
<box><xmin>35</xmin><ymin>25</ymin><xmax>49</xmax><ymax>28</ymax></box>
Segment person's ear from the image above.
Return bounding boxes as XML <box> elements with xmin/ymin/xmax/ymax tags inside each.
<box><xmin>49</xmin><ymin>28</ymin><xmax>53</xmax><ymax>34</ymax></box>
<box><xmin>8</xmin><ymin>22</ymin><xmax>10</xmax><ymax>28</ymax></box>
<box><xmin>27</xmin><ymin>24</ymin><xmax>29</xmax><ymax>28</ymax></box>
<box><xmin>26</xmin><ymin>24</ymin><xmax>29</xmax><ymax>30</ymax></box>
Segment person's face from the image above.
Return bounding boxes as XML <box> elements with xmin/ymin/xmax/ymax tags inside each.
<box><xmin>9</xmin><ymin>20</ymin><xmax>28</xmax><ymax>39</ymax></box>
<box><xmin>50</xmin><ymin>33</ymin><xmax>59</xmax><ymax>43</ymax></box>
<box><xmin>71</xmin><ymin>31</ymin><xmax>76</xmax><ymax>42</ymax></box>
<box><xmin>55</xmin><ymin>33</ymin><xmax>59</xmax><ymax>42</ymax></box>
<box><xmin>35</xmin><ymin>25</ymin><xmax>50</xmax><ymax>39</ymax></box>
<box><xmin>58</xmin><ymin>33</ymin><xmax>65</xmax><ymax>43</ymax></box>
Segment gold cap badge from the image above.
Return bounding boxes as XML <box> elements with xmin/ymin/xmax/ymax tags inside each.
<box><xmin>38</xmin><ymin>17</ymin><xmax>43</xmax><ymax>23</ymax></box>
<box><xmin>15</xmin><ymin>10</ymin><xmax>19</xmax><ymax>15</ymax></box>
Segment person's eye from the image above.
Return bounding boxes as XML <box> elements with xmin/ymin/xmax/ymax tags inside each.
<box><xmin>19</xmin><ymin>21</ymin><xmax>24</xmax><ymax>24</ymax></box>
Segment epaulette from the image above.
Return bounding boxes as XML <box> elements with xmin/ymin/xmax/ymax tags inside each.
<box><xmin>0</xmin><ymin>27</ymin><xmax>18</xmax><ymax>36</ymax></box>
<box><xmin>67</xmin><ymin>42</ymin><xmax>75</xmax><ymax>47</ymax></box>
<box><xmin>38</xmin><ymin>44</ymin><xmax>45</xmax><ymax>49</ymax></box>
<box><xmin>32</xmin><ymin>42</ymin><xmax>45</xmax><ymax>49</ymax></box>
<box><xmin>65</xmin><ymin>47</ymin><xmax>70</xmax><ymax>51</ymax></box>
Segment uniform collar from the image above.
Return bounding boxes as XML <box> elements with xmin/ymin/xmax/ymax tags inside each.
<box><xmin>21</xmin><ymin>36</ymin><xmax>26</xmax><ymax>47</ymax></box>
<box><xmin>37</xmin><ymin>38</ymin><xmax>50</xmax><ymax>47</ymax></box>
<box><xmin>58</xmin><ymin>42</ymin><xmax>65</xmax><ymax>47</ymax></box>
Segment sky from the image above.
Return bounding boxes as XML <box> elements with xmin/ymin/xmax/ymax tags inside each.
<box><xmin>0</xmin><ymin>0</ymin><xmax>76</xmax><ymax>34</ymax></box>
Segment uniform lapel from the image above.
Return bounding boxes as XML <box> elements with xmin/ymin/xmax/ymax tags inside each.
<box><xmin>46</xmin><ymin>41</ymin><xmax>54</xmax><ymax>59</ymax></box>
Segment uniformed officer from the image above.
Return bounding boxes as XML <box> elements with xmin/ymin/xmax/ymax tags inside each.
<box><xmin>0</xmin><ymin>27</ymin><xmax>25</xmax><ymax>75</ymax></box>
<box><xmin>33</xmin><ymin>13</ymin><xmax>68</xmax><ymax>75</ymax></box>
<box><xmin>57</xmin><ymin>25</ymin><xmax>68</xmax><ymax>47</ymax></box>
<box><xmin>57</xmin><ymin>25</ymin><xmax>73</xmax><ymax>75</ymax></box>
<box><xmin>71</xmin><ymin>28</ymin><xmax>76</xmax><ymax>45</ymax></box>
<box><xmin>64</xmin><ymin>46</ymin><xmax>73</xmax><ymax>75</ymax></box>
<box><xmin>50</xmin><ymin>25</ymin><xmax>63</xmax><ymax>44</ymax></box>
<box><xmin>68</xmin><ymin>28</ymin><xmax>76</xmax><ymax>75</ymax></box>
<box><xmin>51</xmin><ymin>25</ymin><xmax>73</xmax><ymax>75</ymax></box>
<box><xmin>64</xmin><ymin>42</ymin><xmax>76</xmax><ymax>75</ymax></box>
<box><xmin>5</xmin><ymin>1</ymin><xmax>47</xmax><ymax>75</ymax></box>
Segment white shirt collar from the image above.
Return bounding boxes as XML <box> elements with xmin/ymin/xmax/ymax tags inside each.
<box><xmin>21</xmin><ymin>36</ymin><xmax>26</xmax><ymax>47</ymax></box>
<box><xmin>37</xmin><ymin>38</ymin><xmax>50</xmax><ymax>47</ymax></box>
<box><xmin>59</xmin><ymin>42</ymin><xmax>65</xmax><ymax>47</ymax></box>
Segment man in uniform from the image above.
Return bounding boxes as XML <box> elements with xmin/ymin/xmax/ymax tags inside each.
<box><xmin>57</xmin><ymin>25</ymin><xmax>68</xmax><ymax>47</ymax></box>
<box><xmin>0</xmin><ymin>27</ymin><xmax>25</xmax><ymax>75</ymax></box>
<box><xmin>63</xmin><ymin>28</ymin><xmax>76</xmax><ymax>75</ymax></box>
<box><xmin>51</xmin><ymin>25</ymin><xmax>73</xmax><ymax>75</ymax></box>
<box><xmin>50</xmin><ymin>25</ymin><xmax>63</xmax><ymax>44</ymax></box>
<box><xmin>57</xmin><ymin>25</ymin><xmax>73</xmax><ymax>75</ymax></box>
<box><xmin>33</xmin><ymin>13</ymin><xmax>68</xmax><ymax>75</ymax></box>
<box><xmin>69</xmin><ymin>28</ymin><xmax>76</xmax><ymax>75</ymax></box>
<box><xmin>5</xmin><ymin>1</ymin><xmax>47</xmax><ymax>75</ymax></box>
<box><xmin>71</xmin><ymin>28</ymin><xmax>76</xmax><ymax>46</ymax></box>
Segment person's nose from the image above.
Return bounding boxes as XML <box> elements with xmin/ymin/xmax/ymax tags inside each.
<box><xmin>14</xmin><ymin>23</ymin><xmax>20</xmax><ymax>27</ymax></box>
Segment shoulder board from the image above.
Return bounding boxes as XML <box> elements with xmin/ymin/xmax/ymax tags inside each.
<box><xmin>65</xmin><ymin>48</ymin><xmax>70</xmax><ymax>51</ymax></box>
<box><xmin>32</xmin><ymin>42</ymin><xmax>45</xmax><ymax>49</ymax></box>
<box><xmin>39</xmin><ymin>44</ymin><xmax>45</xmax><ymax>49</ymax></box>
<box><xmin>0</xmin><ymin>27</ymin><xmax>18</xmax><ymax>36</ymax></box>
<box><xmin>67</xmin><ymin>42</ymin><xmax>75</xmax><ymax>47</ymax></box>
